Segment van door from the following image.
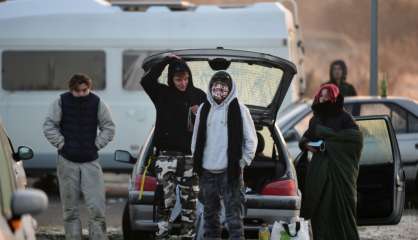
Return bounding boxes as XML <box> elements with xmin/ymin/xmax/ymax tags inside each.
<box><xmin>355</xmin><ymin>116</ymin><xmax>405</xmax><ymax>225</ymax></box>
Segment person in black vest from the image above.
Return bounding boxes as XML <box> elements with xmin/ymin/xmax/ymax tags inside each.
<box><xmin>43</xmin><ymin>74</ymin><xmax>115</xmax><ymax>240</ymax></box>
<box><xmin>192</xmin><ymin>71</ymin><xmax>257</xmax><ymax>240</ymax></box>
<box><xmin>141</xmin><ymin>54</ymin><xmax>206</xmax><ymax>239</ymax></box>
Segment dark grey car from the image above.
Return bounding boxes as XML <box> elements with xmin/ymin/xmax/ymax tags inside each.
<box><xmin>115</xmin><ymin>49</ymin><xmax>405</xmax><ymax>239</ymax></box>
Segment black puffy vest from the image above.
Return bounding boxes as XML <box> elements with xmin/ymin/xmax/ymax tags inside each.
<box><xmin>193</xmin><ymin>98</ymin><xmax>243</xmax><ymax>182</ymax></box>
<box><xmin>59</xmin><ymin>92</ymin><xmax>100</xmax><ymax>163</ymax></box>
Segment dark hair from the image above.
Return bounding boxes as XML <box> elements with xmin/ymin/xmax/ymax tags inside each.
<box><xmin>209</xmin><ymin>71</ymin><xmax>233</xmax><ymax>90</ymax></box>
<box><xmin>167</xmin><ymin>59</ymin><xmax>191</xmax><ymax>88</ymax></box>
<box><xmin>329</xmin><ymin>59</ymin><xmax>347</xmax><ymax>82</ymax></box>
<box><xmin>68</xmin><ymin>74</ymin><xmax>93</xmax><ymax>91</ymax></box>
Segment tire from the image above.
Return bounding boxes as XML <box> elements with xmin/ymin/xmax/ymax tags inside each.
<box><xmin>122</xmin><ymin>201</ymin><xmax>153</xmax><ymax>240</ymax></box>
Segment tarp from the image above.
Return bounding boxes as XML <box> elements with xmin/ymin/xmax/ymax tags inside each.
<box><xmin>300</xmin><ymin>125</ymin><xmax>363</xmax><ymax>240</ymax></box>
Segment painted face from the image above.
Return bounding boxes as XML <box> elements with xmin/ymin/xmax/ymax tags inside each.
<box><xmin>71</xmin><ymin>83</ymin><xmax>90</xmax><ymax>97</ymax></box>
<box><xmin>172</xmin><ymin>72</ymin><xmax>189</xmax><ymax>92</ymax></box>
<box><xmin>319</xmin><ymin>88</ymin><xmax>330</xmax><ymax>103</ymax></box>
<box><xmin>331</xmin><ymin>64</ymin><xmax>344</xmax><ymax>81</ymax></box>
<box><xmin>211</xmin><ymin>82</ymin><xmax>230</xmax><ymax>103</ymax></box>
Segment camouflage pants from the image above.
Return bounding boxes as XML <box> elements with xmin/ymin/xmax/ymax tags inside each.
<box><xmin>155</xmin><ymin>153</ymin><xmax>198</xmax><ymax>239</ymax></box>
<box><xmin>200</xmin><ymin>170</ymin><xmax>245</xmax><ymax>240</ymax></box>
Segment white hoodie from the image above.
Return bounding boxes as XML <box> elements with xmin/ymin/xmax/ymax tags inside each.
<box><xmin>191</xmin><ymin>80</ymin><xmax>257</xmax><ymax>172</ymax></box>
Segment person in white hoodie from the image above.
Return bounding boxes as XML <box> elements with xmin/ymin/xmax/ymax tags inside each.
<box><xmin>192</xmin><ymin>71</ymin><xmax>257</xmax><ymax>240</ymax></box>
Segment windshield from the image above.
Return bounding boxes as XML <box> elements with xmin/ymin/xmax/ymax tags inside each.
<box><xmin>159</xmin><ymin>60</ymin><xmax>284</xmax><ymax>108</ymax></box>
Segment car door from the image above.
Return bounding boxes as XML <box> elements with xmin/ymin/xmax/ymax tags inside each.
<box><xmin>0</xmin><ymin>125</ymin><xmax>18</xmax><ymax>239</ymax></box>
<box><xmin>355</xmin><ymin>115</ymin><xmax>405</xmax><ymax>225</ymax></box>
<box><xmin>347</xmin><ymin>102</ymin><xmax>418</xmax><ymax>192</ymax></box>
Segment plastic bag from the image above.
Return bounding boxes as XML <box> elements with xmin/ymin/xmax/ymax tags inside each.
<box><xmin>271</xmin><ymin>219</ymin><xmax>310</xmax><ymax>240</ymax></box>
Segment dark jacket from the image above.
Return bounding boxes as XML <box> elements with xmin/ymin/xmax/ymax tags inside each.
<box><xmin>327</xmin><ymin>60</ymin><xmax>357</xmax><ymax>97</ymax></box>
<box><xmin>141</xmin><ymin>57</ymin><xmax>206</xmax><ymax>154</ymax></box>
<box><xmin>59</xmin><ymin>92</ymin><xmax>100</xmax><ymax>162</ymax></box>
<box><xmin>299</xmin><ymin>95</ymin><xmax>358</xmax><ymax>151</ymax></box>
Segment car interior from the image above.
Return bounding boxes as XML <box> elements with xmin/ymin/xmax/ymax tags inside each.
<box><xmin>243</xmin><ymin>125</ymin><xmax>287</xmax><ymax>194</ymax></box>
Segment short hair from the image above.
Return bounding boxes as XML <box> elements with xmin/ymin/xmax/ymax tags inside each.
<box><xmin>68</xmin><ymin>74</ymin><xmax>93</xmax><ymax>91</ymax></box>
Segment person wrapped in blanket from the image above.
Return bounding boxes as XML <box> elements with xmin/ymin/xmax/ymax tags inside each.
<box><xmin>299</xmin><ymin>83</ymin><xmax>363</xmax><ymax>240</ymax></box>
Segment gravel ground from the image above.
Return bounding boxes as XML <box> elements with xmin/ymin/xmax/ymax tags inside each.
<box><xmin>32</xmin><ymin>174</ymin><xmax>418</xmax><ymax>240</ymax></box>
<box><xmin>358</xmin><ymin>209</ymin><xmax>418</xmax><ymax>240</ymax></box>
<box><xmin>35</xmin><ymin>209</ymin><xmax>418</xmax><ymax>240</ymax></box>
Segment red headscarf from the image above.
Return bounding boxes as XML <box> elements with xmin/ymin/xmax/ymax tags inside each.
<box><xmin>314</xmin><ymin>83</ymin><xmax>340</xmax><ymax>103</ymax></box>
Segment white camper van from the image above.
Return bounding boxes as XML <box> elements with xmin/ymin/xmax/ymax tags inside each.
<box><xmin>0</xmin><ymin>0</ymin><xmax>305</xmax><ymax>175</ymax></box>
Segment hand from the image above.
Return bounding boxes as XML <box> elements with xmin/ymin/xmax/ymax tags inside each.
<box><xmin>190</xmin><ymin>105</ymin><xmax>199</xmax><ymax>115</ymax></box>
<box><xmin>165</xmin><ymin>53</ymin><xmax>181</xmax><ymax>60</ymax></box>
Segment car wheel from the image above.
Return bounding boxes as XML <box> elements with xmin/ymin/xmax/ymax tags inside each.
<box><xmin>122</xmin><ymin>201</ymin><xmax>152</xmax><ymax>240</ymax></box>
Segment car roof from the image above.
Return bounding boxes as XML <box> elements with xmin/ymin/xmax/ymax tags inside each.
<box><xmin>344</xmin><ymin>96</ymin><xmax>418</xmax><ymax>116</ymax></box>
<box><xmin>278</xmin><ymin>96</ymin><xmax>418</xmax><ymax>125</ymax></box>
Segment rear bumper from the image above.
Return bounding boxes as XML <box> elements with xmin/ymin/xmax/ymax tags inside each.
<box><xmin>128</xmin><ymin>190</ymin><xmax>300</xmax><ymax>232</ymax></box>
<box><xmin>129</xmin><ymin>191</ymin><xmax>301</xmax><ymax>209</ymax></box>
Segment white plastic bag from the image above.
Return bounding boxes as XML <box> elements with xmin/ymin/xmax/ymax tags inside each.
<box><xmin>271</xmin><ymin>218</ymin><xmax>310</xmax><ymax>240</ymax></box>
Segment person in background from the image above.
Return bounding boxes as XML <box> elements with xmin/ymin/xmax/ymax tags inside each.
<box><xmin>327</xmin><ymin>59</ymin><xmax>357</xmax><ymax>97</ymax></box>
<box><xmin>43</xmin><ymin>73</ymin><xmax>115</xmax><ymax>240</ymax></box>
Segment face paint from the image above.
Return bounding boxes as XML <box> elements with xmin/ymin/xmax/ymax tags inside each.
<box><xmin>211</xmin><ymin>82</ymin><xmax>230</xmax><ymax>102</ymax></box>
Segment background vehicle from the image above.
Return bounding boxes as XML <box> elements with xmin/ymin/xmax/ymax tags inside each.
<box><xmin>278</xmin><ymin>96</ymin><xmax>418</xmax><ymax>193</ymax></box>
<box><xmin>0</xmin><ymin>118</ymin><xmax>48</xmax><ymax>240</ymax></box>
<box><xmin>115</xmin><ymin>49</ymin><xmax>404</xmax><ymax>239</ymax></box>
<box><xmin>0</xmin><ymin>0</ymin><xmax>304</xmax><ymax>176</ymax></box>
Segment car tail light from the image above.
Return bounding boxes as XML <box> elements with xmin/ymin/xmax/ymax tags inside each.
<box><xmin>261</xmin><ymin>179</ymin><xmax>297</xmax><ymax>196</ymax></box>
<box><xmin>134</xmin><ymin>175</ymin><xmax>157</xmax><ymax>192</ymax></box>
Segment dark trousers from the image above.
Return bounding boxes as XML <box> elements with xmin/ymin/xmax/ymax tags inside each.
<box><xmin>200</xmin><ymin>170</ymin><xmax>245</xmax><ymax>240</ymax></box>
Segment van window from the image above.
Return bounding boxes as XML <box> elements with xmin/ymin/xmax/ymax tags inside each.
<box><xmin>2</xmin><ymin>51</ymin><xmax>105</xmax><ymax>91</ymax></box>
<box><xmin>123</xmin><ymin>50</ymin><xmax>164</xmax><ymax>91</ymax></box>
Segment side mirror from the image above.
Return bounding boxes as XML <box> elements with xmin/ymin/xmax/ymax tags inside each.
<box><xmin>114</xmin><ymin>150</ymin><xmax>137</xmax><ymax>164</ymax></box>
<box><xmin>283</xmin><ymin>129</ymin><xmax>300</xmax><ymax>142</ymax></box>
<box><xmin>18</xmin><ymin>146</ymin><xmax>34</xmax><ymax>160</ymax></box>
<box><xmin>11</xmin><ymin>189</ymin><xmax>48</xmax><ymax>217</ymax></box>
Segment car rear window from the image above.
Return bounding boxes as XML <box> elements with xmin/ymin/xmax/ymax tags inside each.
<box><xmin>158</xmin><ymin>61</ymin><xmax>284</xmax><ymax>108</ymax></box>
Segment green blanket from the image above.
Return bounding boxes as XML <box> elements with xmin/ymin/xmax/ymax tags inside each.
<box><xmin>300</xmin><ymin>125</ymin><xmax>363</xmax><ymax>240</ymax></box>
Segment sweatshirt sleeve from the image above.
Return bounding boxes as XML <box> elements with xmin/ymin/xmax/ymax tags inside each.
<box><xmin>191</xmin><ymin>104</ymin><xmax>203</xmax><ymax>155</ymax></box>
<box><xmin>95</xmin><ymin>100</ymin><xmax>116</xmax><ymax>150</ymax></box>
<box><xmin>240</xmin><ymin>104</ymin><xmax>257</xmax><ymax>167</ymax></box>
<box><xmin>43</xmin><ymin>98</ymin><xmax>65</xmax><ymax>150</ymax></box>
<box><xmin>140</xmin><ymin>57</ymin><xmax>170</xmax><ymax>104</ymax></box>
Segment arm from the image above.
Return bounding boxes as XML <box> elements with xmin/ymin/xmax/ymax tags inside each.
<box><xmin>140</xmin><ymin>57</ymin><xmax>171</xmax><ymax>103</ymax></box>
<box><xmin>191</xmin><ymin>105</ymin><xmax>203</xmax><ymax>155</ymax></box>
<box><xmin>240</xmin><ymin>105</ymin><xmax>257</xmax><ymax>167</ymax></box>
<box><xmin>95</xmin><ymin>100</ymin><xmax>116</xmax><ymax>150</ymax></box>
<box><xmin>299</xmin><ymin>117</ymin><xmax>318</xmax><ymax>152</ymax></box>
<box><xmin>43</xmin><ymin>98</ymin><xmax>65</xmax><ymax>149</ymax></box>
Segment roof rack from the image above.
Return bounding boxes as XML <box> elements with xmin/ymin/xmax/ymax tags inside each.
<box><xmin>109</xmin><ymin>0</ymin><xmax>195</xmax><ymax>11</ymax></box>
